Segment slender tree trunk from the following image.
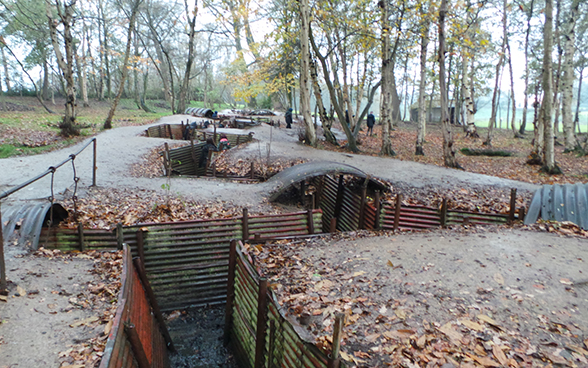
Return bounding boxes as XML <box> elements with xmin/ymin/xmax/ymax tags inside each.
<box><xmin>75</xmin><ymin>41</ymin><xmax>89</xmax><ymax>107</ymax></box>
<box><xmin>552</xmin><ymin>0</ymin><xmax>563</xmax><ymax>137</ymax></box>
<box><xmin>485</xmin><ymin>0</ymin><xmax>507</xmax><ymax>146</ymax></box>
<box><xmin>42</xmin><ymin>57</ymin><xmax>50</xmax><ymax>100</ymax></box>
<box><xmin>574</xmin><ymin>67</ymin><xmax>583</xmax><ymax>133</ymax></box>
<box><xmin>47</xmin><ymin>0</ymin><xmax>79</xmax><ymax>137</ymax></box>
<box><xmin>506</xmin><ymin>41</ymin><xmax>518</xmax><ymax>137</ymax></box>
<box><xmin>98</xmin><ymin>0</ymin><xmax>111</xmax><ymax>99</ymax></box>
<box><xmin>462</xmin><ymin>53</ymin><xmax>478</xmax><ymax>138</ymax></box>
<box><xmin>416</xmin><ymin>13</ymin><xmax>430</xmax><ymax>156</ymax></box>
<box><xmin>299</xmin><ymin>0</ymin><xmax>316</xmax><ymax>146</ymax></box>
<box><xmin>561</xmin><ymin>0</ymin><xmax>581</xmax><ymax>151</ymax></box>
<box><xmin>310</xmin><ymin>56</ymin><xmax>337</xmax><ymax>145</ymax></box>
<box><xmin>1</xmin><ymin>46</ymin><xmax>11</xmax><ymax>93</ymax></box>
<box><xmin>541</xmin><ymin>0</ymin><xmax>560</xmax><ymax>174</ymax></box>
<box><xmin>104</xmin><ymin>0</ymin><xmax>141</xmax><ymax>129</ymax></box>
<box><xmin>176</xmin><ymin>2</ymin><xmax>198</xmax><ymax>114</ymax></box>
<box><xmin>439</xmin><ymin>0</ymin><xmax>460</xmax><ymax>168</ymax></box>
<box><xmin>379</xmin><ymin>0</ymin><xmax>395</xmax><ymax>156</ymax></box>
<box><xmin>520</xmin><ymin>0</ymin><xmax>535</xmax><ymax>135</ymax></box>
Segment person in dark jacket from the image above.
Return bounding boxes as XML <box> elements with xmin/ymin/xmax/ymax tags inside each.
<box><xmin>367</xmin><ymin>111</ymin><xmax>375</xmax><ymax>136</ymax></box>
<box><xmin>285</xmin><ymin>108</ymin><xmax>293</xmax><ymax>129</ymax></box>
<box><xmin>199</xmin><ymin>138</ymin><xmax>218</xmax><ymax>172</ymax></box>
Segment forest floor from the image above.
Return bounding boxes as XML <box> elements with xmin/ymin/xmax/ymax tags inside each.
<box><xmin>0</xmin><ymin>104</ymin><xmax>587</xmax><ymax>367</ymax></box>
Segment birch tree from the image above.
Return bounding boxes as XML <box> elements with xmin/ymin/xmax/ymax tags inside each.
<box><xmin>561</xmin><ymin>0</ymin><xmax>581</xmax><ymax>152</ymax></box>
<box><xmin>415</xmin><ymin>1</ymin><xmax>430</xmax><ymax>155</ymax></box>
<box><xmin>299</xmin><ymin>0</ymin><xmax>316</xmax><ymax>146</ymax></box>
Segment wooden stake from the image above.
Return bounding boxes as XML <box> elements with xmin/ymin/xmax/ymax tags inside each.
<box><xmin>224</xmin><ymin>240</ymin><xmax>237</xmax><ymax>346</ymax></box>
<box><xmin>440</xmin><ymin>197</ymin><xmax>448</xmax><ymax>227</ymax></box>
<box><xmin>254</xmin><ymin>278</ymin><xmax>268</xmax><ymax>368</ymax></box>
<box><xmin>116</xmin><ymin>223</ymin><xmax>124</xmax><ymax>250</ymax></box>
<box><xmin>374</xmin><ymin>191</ymin><xmax>381</xmax><ymax>230</ymax></box>
<box><xmin>78</xmin><ymin>222</ymin><xmax>85</xmax><ymax>251</ymax></box>
<box><xmin>394</xmin><ymin>193</ymin><xmax>402</xmax><ymax>232</ymax></box>
<box><xmin>509</xmin><ymin>188</ymin><xmax>517</xmax><ymax>223</ymax></box>
<box><xmin>307</xmin><ymin>209</ymin><xmax>315</xmax><ymax>234</ymax></box>
<box><xmin>242</xmin><ymin>208</ymin><xmax>249</xmax><ymax>241</ymax></box>
<box><xmin>124</xmin><ymin>322</ymin><xmax>150</xmax><ymax>368</ymax></box>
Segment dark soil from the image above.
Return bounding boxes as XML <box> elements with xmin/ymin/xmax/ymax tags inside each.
<box><xmin>167</xmin><ymin>306</ymin><xmax>238</xmax><ymax>368</ymax></box>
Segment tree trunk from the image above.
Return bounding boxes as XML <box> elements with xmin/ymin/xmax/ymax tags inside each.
<box><xmin>462</xmin><ymin>52</ymin><xmax>478</xmax><ymax>138</ymax></box>
<box><xmin>541</xmin><ymin>0</ymin><xmax>560</xmax><ymax>174</ymax></box>
<box><xmin>416</xmin><ymin>13</ymin><xmax>430</xmax><ymax>156</ymax></box>
<box><xmin>506</xmin><ymin>41</ymin><xmax>518</xmax><ymax>137</ymax></box>
<box><xmin>42</xmin><ymin>57</ymin><xmax>50</xmax><ymax>100</ymax></box>
<box><xmin>309</xmin><ymin>56</ymin><xmax>337</xmax><ymax>145</ymax></box>
<box><xmin>439</xmin><ymin>0</ymin><xmax>460</xmax><ymax>168</ymax></box>
<box><xmin>574</xmin><ymin>67</ymin><xmax>583</xmax><ymax>133</ymax></box>
<box><xmin>379</xmin><ymin>0</ymin><xmax>395</xmax><ymax>156</ymax></box>
<box><xmin>561</xmin><ymin>0</ymin><xmax>581</xmax><ymax>151</ymax></box>
<box><xmin>519</xmin><ymin>0</ymin><xmax>535</xmax><ymax>135</ymax></box>
<box><xmin>176</xmin><ymin>2</ymin><xmax>198</xmax><ymax>114</ymax></box>
<box><xmin>98</xmin><ymin>0</ymin><xmax>111</xmax><ymax>99</ymax></box>
<box><xmin>299</xmin><ymin>0</ymin><xmax>316</xmax><ymax>147</ymax></box>
<box><xmin>1</xmin><ymin>45</ymin><xmax>11</xmax><ymax>93</ymax></box>
<box><xmin>47</xmin><ymin>0</ymin><xmax>79</xmax><ymax>137</ymax></box>
<box><xmin>75</xmin><ymin>37</ymin><xmax>89</xmax><ymax>108</ymax></box>
<box><xmin>485</xmin><ymin>0</ymin><xmax>507</xmax><ymax>146</ymax></box>
<box><xmin>104</xmin><ymin>0</ymin><xmax>141</xmax><ymax>129</ymax></box>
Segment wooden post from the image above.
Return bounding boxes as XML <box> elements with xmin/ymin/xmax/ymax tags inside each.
<box><xmin>224</xmin><ymin>240</ymin><xmax>238</xmax><ymax>346</ymax></box>
<box><xmin>311</xmin><ymin>193</ymin><xmax>316</xmax><ymax>210</ymax></box>
<box><xmin>133</xmin><ymin>258</ymin><xmax>176</xmax><ymax>352</ymax></box>
<box><xmin>330</xmin><ymin>217</ymin><xmax>337</xmax><ymax>233</ymax></box>
<box><xmin>78</xmin><ymin>222</ymin><xmax>86</xmax><ymax>251</ymax></box>
<box><xmin>358</xmin><ymin>177</ymin><xmax>369</xmax><ymax>229</ymax></box>
<box><xmin>333</xmin><ymin>175</ymin><xmax>345</xmax><ymax>220</ymax></box>
<box><xmin>0</xmin><ymin>205</ymin><xmax>7</xmax><ymax>292</ymax></box>
<box><xmin>92</xmin><ymin>138</ymin><xmax>97</xmax><ymax>187</ymax></box>
<box><xmin>268</xmin><ymin>320</ymin><xmax>276</xmax><ymax>368</ymax></box>
<box><xmin>136</xmin><ymin>229</ymin><xmax>145</xmax><ymax>268</ymax></box>
<box><xmin>164</xmin><ymin>142</ymin><xmax>171</xmax><ymax>176</ymax></box>
<box><xmin>242</xmin><ymin>208</ymin><xmax>249</xmax><ymax>241</ymax></box>
<box><xmin>327</xmin><ymin>313</ymin><xmax>344</xmax><ymax>368</ymax></box>
<box><xmin>167</xmin><ymin>124</ymin><xmax>173</xmax><ymax>139</ymax></box>
<box><xmin>116</xmin><ymin>223</ymin><xmax>124</xmax><ymax>250</ymax></box>
<box><xmin>250</xmin><ymin>162</ymin><xmax>255</xmax><ymax>179</ymax></box>
<box><xmin>124</xmin><ymin>322</ymin><xmax>150</xmax><ymax>368</ymax></box>
<box><xmin>509</xmin><ymin>188</ymin><xmax>517</xmax><ymax>223</ymax></box>
<box><xmin>236</xmin><ymin>135</ymin><xmax>240</xmax><ymax>145</ymax></box>
<box><xmin>254</xmin><ymin>278</ymin><xmax>268</xmax><ymax>368</ymax></box>
<box><xmin>394</xmin><ymin>193</ymin><xmax>402</xmax><ymax>232</ymax></box>
<box><xmin>307</xmin><ymin>209</ymin><xmax>315</xmax><ymax>234</ymax></box>
<box><xmin>440</xmin><ymin>198</ymin><xmax>448</xmax><ymax>227</ymax></box>
<box><xmin>190</xmin><ymin>137</ymin><xmax>199</xmax><ymax>175</ymax></box>
<box><xmin>374</xmin><ymin>191</ymin><xmax>381</xmax><ymax>230</ymax></box>
<box><xmin>212</xmin><ymin>162</ymin><xmax>217</xmax><ymax>177</ymax></box>
<box><xmin>519</xmin><ymin>206</ymin><xmax>526</xmax><ymax>222</ymax></box>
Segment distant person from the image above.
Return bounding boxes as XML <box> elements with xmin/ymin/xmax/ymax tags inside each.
<box><xmin>199</xmin><ymin>138</ymin><xmax>218</xmax><ymax>172</ymax></box>
<box><xmin>212</xmin><ymin>111</ymin><xmax>218</xmax><ymax>118</ymax></box>
<box><xmin>367</xmin><ymin>111</ymin><xmax>375</xmax><ymax>136</ymax></box>
<box><xmin>285</xmin><ymin>108</ymin><xmax>293</xmax><ymax>129</ymax></box>
<box><xmin>219</xmin><ymin>133</ymin><xmax>230</xmax><ymax>150</ymax></box>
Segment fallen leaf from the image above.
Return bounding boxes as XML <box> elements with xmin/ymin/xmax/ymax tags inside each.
<box><xmin>439</xmin><ymin>322</ymin><xmax>463</xmax><ymax>344</ymax></box>
<box><xmin>493</xmin><ymin>273</ymin><xmax>504</xmax><ymax>285</ymax></box>
<box><xmin>466</xmin><ymin>352</ymin><xmax>501</xmax><ymax>367</ymax></box>
<box><xmin>339</xmin><ymin>351</ymin><xmax>353</xmax><ymax>362</ymax></box>
<box><xmin>559</xmin><ymin>278</ymin><xmax>573</xmax><ymax>285</ymax></box>
<box><xmin>395</xmin><ymin>309</ymin><xmax>406</xmax><ymax>319</ymax></box>
<box><xmin>0</xmin><ymin>295</ymin><xmax>7</xmax><ymax>302</ymax></box>
<box><xmin>493</xmin><ymin>345</ymin><xmax>508</xmax><ymax>366</ymax></box>
<box><xmin>460</xmin><ymin>319</ymin><xmax>484</xmax><ymax>331</ymax></box>
<box><xmin>69</xmin><ymin>316</ymin><xmax>99</xmax><ymax>328</ymax></box>
<box><xmin>16</xmin><ymin>285</ymin><xmax>26</xmax><ymax>296</ymax></box>
<box><xmin>416</xmin><ymin>334</ymin><xmax>427</xmax><ymax>348</ymax></box>
<box><xmin>104</xmin><ymin>320</ymin><xmax>113</xmax><ymax>335</ymax></box>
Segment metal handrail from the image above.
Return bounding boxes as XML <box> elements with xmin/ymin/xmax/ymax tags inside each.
<box><xmin>0</xmin><ymin>138</ymin><xmax>96</xmax><ymax>200</ymax></box>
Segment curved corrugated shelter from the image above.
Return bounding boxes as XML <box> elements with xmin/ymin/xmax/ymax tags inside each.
<box><xmin>524</xmin><ymin>183</ymin><xmax>588</xmax><ymax>229</ymax></box>
<box><xmin>185</xmin><ymin>107</ymin><xmax>213</xmax><ymax>118</ymax></box>
<box><xmin>1</xmin><ymin>202</ymin><xmax>69</xmax><ymax>249</ymax></box>
<box><xmin>267</xmin><ymin>161</ymin><xmax>385</xmax><ymax>202</ymax></box>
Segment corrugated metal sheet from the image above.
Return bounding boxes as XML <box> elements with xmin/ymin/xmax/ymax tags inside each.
<box><xmin>99</xmin><ymin>245</ymin><xmax>170</xmax><ymax>368</ymax></box>
<box><xmin>1</xmin><ymin>202</ymin><xmax>68</xmax><ymax>249</ymax></box>
<box><xmin>525</xmin><ymin>183</ymin><xmax>588</xmax><ymax>229</ymax></box>
<box><xmin>185</xmin><ymin>107</ymin><xmax>214</xmax><ymax>118</ymax></box>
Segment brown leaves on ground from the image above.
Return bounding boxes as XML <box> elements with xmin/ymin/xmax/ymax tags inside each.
<box><xmin>0</xmin><ymin>125</ymin><xmax>61</xmax><ymax>148</ymax></box>
<box><xmin>60</xmin><ymin>187</ymin><xmax>243</xmax><ymax>229</ymax></box>
<box><xmin>325</xmin><ymin>123</ymin><xmax>587</xmax><ymax>185</ymax></box>
<box><xmin>250</xmin><ymin>233</ymin><xmax>588</xmax><ymax>367</ymax></box>
<box><xmin>33</xmin><ymin>248</ymin><xmax>123</xmax><ymax>368</ymax></box>
<box><xmin>129</xmin><ymin>142</ymin><xmax>189</xmax><ymax>178</ymax></box>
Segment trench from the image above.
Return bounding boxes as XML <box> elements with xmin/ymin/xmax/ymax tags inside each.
<box><xmin>167</xmin><ymin>307</ymin><xmax>238</xmax><ymax>368</ymax></box>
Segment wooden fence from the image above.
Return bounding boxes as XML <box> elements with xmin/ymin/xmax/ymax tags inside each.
<box><xmin>225</xmin><ymin>240</ymin><xmax>343</xmax><ymax>368</ymax></box>
<box><xmin>315</xmin><ymin>174</ymin><xmax>519</xmax><ymax>232</ymax></box>
<box><xmin>99</xmin><ymin>245</ymin><xmax>173</xmax><ymax>368</ymax></box>
<box><xmin>41</xmin><ymin>209</ymin><xmax>322</xmax><ymax>312</ymax></box>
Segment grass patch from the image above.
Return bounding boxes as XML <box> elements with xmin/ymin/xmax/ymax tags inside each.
<box><xmin>460</xmin><ymin>148</ymin><xmax>514</xmax><ymax>157</ymax></box>
<box><xmin>0</xmin><ymin>144</ymin><xmax>17</xmax><ymax>158</ymax></box>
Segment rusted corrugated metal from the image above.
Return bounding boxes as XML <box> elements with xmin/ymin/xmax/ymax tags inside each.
<box><xmin>381</xmin><ymin>204</ymin><xmax>441</xmax><ymax>230</ymax></box>
<box><xmin>525</xmin><ymin>183</ymin><xmax>588</xmax><ymax>229</ymax></box>
<box><xmin>1</xmin><ymin>202</ymin><xmax>69</xmax><ymax>249</ymax></box>
<box><xmin>99</xmin><ymin>245</ymin><xmax>170</xmax><ymax>368</ymax></box>
<box><xmin>40</xmin><ymin>227</ymin><xmax>116</xmax><ymax>250</ymax></box>
<box><xmin>146</xmin><ymin>124</ymin><xmax>183</xmax><ymax>139</ymax></box>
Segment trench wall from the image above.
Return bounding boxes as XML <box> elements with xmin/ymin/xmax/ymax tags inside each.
<box><xmin>226</xmin><ymin>240</ymin><xmax>340</xmax><ymax>368</ymax></box>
